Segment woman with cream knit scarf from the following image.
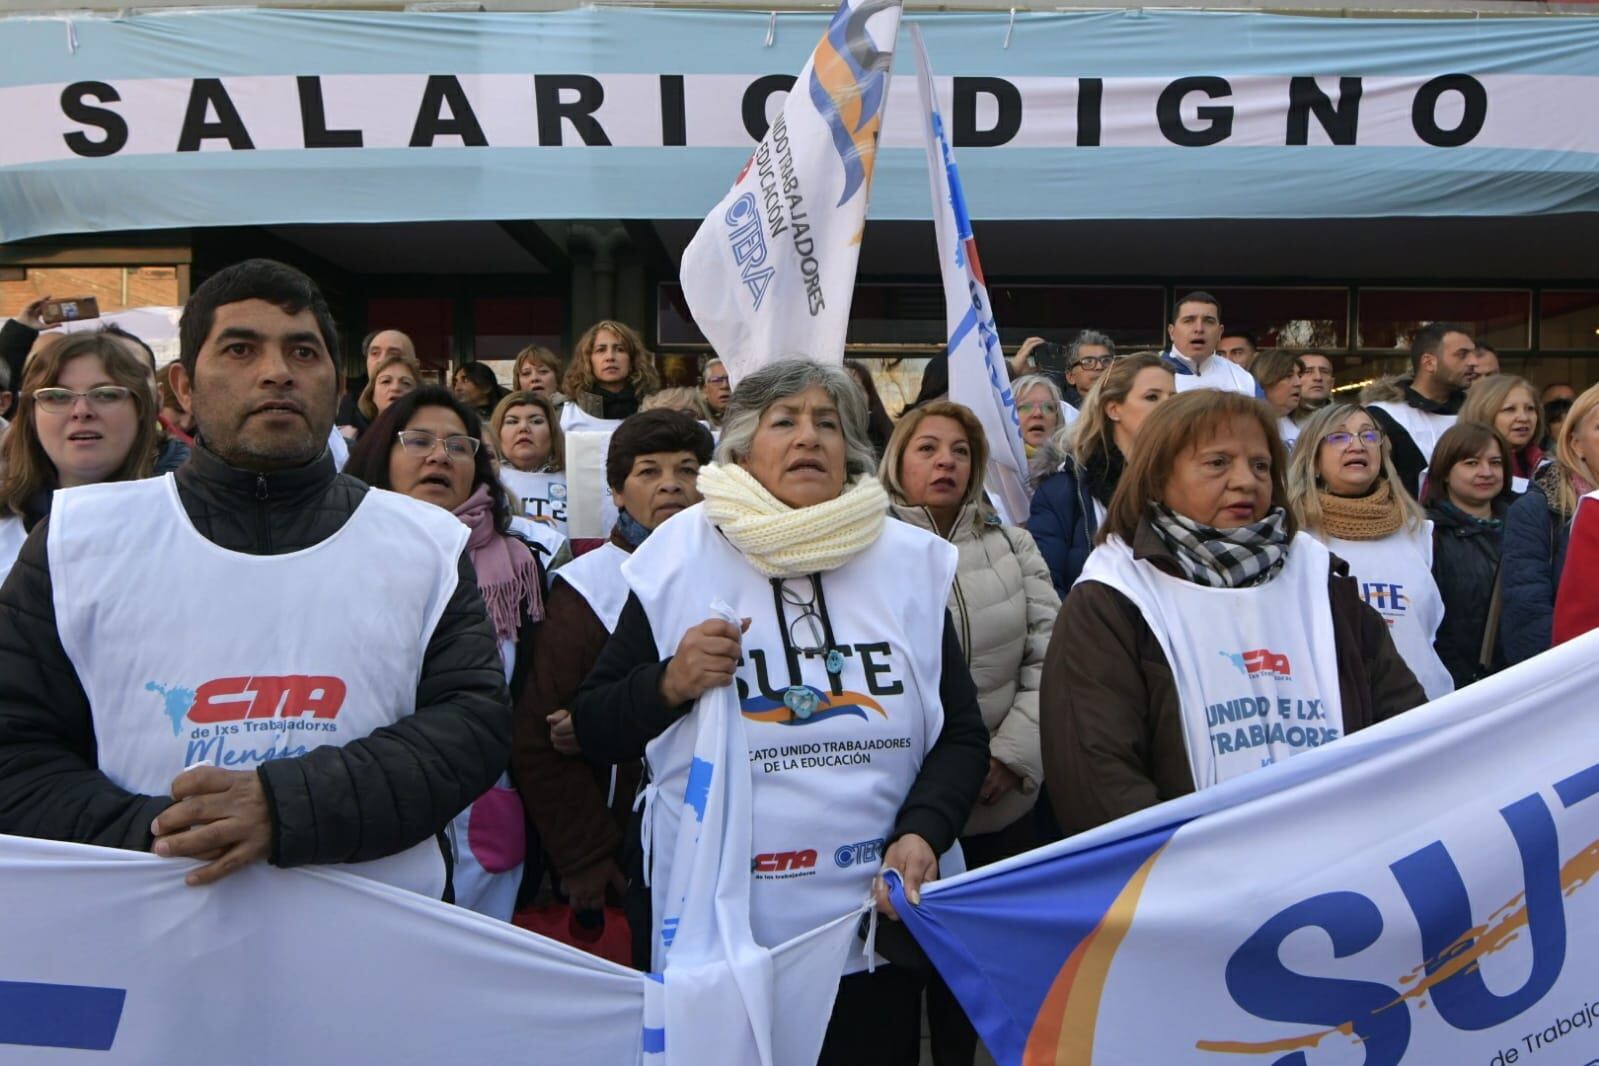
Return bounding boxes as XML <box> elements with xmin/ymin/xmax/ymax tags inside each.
<box><xmin>570</xmin><ymin>358</ymin><xmax>989</xmax><ymax>1066</ymax></box>
<box><xmin>1286</xmin><ymin>403</ymin><xmax>1455</xmax><ymax>700</ymax></box>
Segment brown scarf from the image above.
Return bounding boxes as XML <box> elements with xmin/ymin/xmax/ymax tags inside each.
<box><xmin>1318</xmin><ymin>479</ymin><xmax>1405</xmax><ymax>541</ymax></box>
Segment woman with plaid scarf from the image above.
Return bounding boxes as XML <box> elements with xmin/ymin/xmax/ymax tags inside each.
<box><xmin>1039</xmin><ymin>390</ymin><xmax>1427</xmax><ymax>838</ymax></box>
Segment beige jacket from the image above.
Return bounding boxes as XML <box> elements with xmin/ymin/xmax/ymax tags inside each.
<box><xmin>891</xmin><ymin>502</ymin><xmax>1060</xmax><ymax>835</ymax></box>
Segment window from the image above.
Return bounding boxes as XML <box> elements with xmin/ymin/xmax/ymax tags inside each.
<box><xmin>992</xmin><ymin>286</ymin><xmax>1167</xmax><ymax>351</ymax></box>
<box><xmin>1175</xmin><ymin>287</ymin><xmax>1348</xmax><ymax>349</ymax></box>
<box><xmin>366</xmin><ymin>297</ymin><xmax>455</xmax><ymax>377</ymax></box>
<box><xmin>1356</xmin><ymin>289</ymin><xmax>1531</xmax><ymax>351</ymax></box>
<box><xmin>1539</xmin><ymin>291</ymin><xmax>1599</xmax><ymax>351</ymax></box>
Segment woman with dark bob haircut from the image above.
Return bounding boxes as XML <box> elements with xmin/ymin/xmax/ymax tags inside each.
<box><xmin>345</xmin><ymin>385</ymin><xmax>544</xmax><ymax>923</ymax></box>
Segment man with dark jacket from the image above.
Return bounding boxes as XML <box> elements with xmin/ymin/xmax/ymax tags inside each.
<box><xmin>0</xmin><ymin>259</ymin><xmax>509</xmax><ymax>896</ymax></box>
<box><xmin>1365</xmin><ymin>322</ymin><xmax>1472</xmax><ymax>498</ymax></box>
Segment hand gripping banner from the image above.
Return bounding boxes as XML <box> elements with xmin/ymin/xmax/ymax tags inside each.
<box><xmin>890</xmin><ymin>629</ymin><xmax>1599</xmax><ymax>1065</ymax></box>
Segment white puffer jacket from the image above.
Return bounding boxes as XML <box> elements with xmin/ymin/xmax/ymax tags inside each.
<box><xmin>891</xmin><ymin>501</ymin><xmax>1060</xmax><ymax>836</ymax></box>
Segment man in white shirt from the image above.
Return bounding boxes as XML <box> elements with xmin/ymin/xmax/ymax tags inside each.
<box><xmin>1162</xmin><ymin>292</ymin><xmax>1263</xmax><ymax>398</ymax></box>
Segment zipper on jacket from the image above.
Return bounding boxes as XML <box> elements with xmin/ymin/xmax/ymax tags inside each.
<box><xmin>255</xmin><ymin>474</ymin><xmax>272</xmax><ymax>553</ymax></box>
<box><xmin>925</xmin><ymin>505</ymin><xmax>976</xmax><ymax>667</ymax></box>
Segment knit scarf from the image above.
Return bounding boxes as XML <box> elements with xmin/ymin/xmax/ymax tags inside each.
<box><xmin>452</xmin><ymin>485</ymin><xmax>543</xmax><ymax>640</ymax></box>
<box><xmin>1149</xmin><ymin>503</ymin><xmax>1292</xmax><ymax>589</ymax></box>
<box><xmin>696</xmin><ymin>461</ymin><xmax>888</xmax><ymax>578</ymax></box>
<box><xmin>1318</xmin><ymin>479</ymin><xmax>1405</xmax><ymax>541</ymax></box>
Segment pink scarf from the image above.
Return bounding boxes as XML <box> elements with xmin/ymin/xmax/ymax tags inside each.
<box><xmin>452</xmin><ymin>485</ymin><xmax>542</xmax><ymax>641</ymax></box>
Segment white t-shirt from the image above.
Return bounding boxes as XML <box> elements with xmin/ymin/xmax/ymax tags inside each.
<box><xmin>0</xmin><ymin>515</ymin><xmax>25</xmax><ymax>586</ymax></box>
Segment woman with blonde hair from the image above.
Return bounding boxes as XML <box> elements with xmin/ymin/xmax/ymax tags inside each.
<box><xmin>1458</xmin><ymin>374</ymin><xmax>1546</xmax><ymax>494</ymax></box>
<box><xmin>1500</xmin><ymin>382</ymin><xmax>1599</xmax><ymax>662</ymax></box>
<box><xmin>0</xmin><ymin>330</ymin><xmax>159</xmax><ymax>581</ymax></box>
<box><xmin>562</xmin><ymin>321</ymin><xmax>660</xmax><ymax>420</ymax></box>
<box><xmin>879</xmin><ymin>398</ymin><xmax>1057</xmax><ymax>1063</ymax></box>
<box><xmin>1286</xmin><ymin>403</ymin><xmax>1453</xmax><ymax>699</ymax></box>
<box><xmin>640</xmin><ymin>386</ymin><xmax>713</xmax><ymax>423</ymax></box>
<box><xmin>1027</xmin><ymin>352</ymin><xmax>1174</xmax><ymax>595</ymax></box>
<box><xmin>492</xmin><ymin>390</ymin><xmax>567</xmax><ymax>533</ymax></box>
<box><xmin>357</xmin><ymin>351</ymin><xmax>422</xmax><ymax>426</ymax></box>
<box><xmin>1043</xmin><ymin>389</ymin><xmax>1423</xmax><ymax>835</ymax></box>
<box><xmin>514</xmin><ymin>345</ymin><xmax>566</xmax><ymax>406</ymax></box>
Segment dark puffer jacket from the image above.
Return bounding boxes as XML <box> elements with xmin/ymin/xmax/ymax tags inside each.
<box><xmin>1427</xmin><ymin>502</ymin><xmax>1506</xmax><ymax>689</ymax></box>
<box><xmin>0</xmin><ymin>443</ymin><xmax>511</xmax><ymax>876</ymax></box>
<box><xmin>1499</xmin><ymin>475</ymin><xmax>1572</xmax><ymax>665</ymax></box>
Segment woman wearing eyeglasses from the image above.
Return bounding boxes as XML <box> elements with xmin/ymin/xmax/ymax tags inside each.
<box><xmin>1285</xmin><ymin>404</ymin><xmax>1454</xmax><ymax>700</ymax></box>
<box><xmin>1042</xmin><ymin>390</ymin><xmax>1425</xmax><ymax>838</ymax></box>
<box><xmin>0</xmin><ymin>331</ymin><xmax>158</xmax><ymax>583</ymax></box>
<box><xmin>569</xmin><ymin>359</ymin><xmax>988</xmax><ymax>1066</ymax></box>
<box><xmin>1012</xmin><ymin>374</ymin><xmax>1066</xmax><ymax>457</ymax></box>
<box><xmin>345</xmin><ymin>385</ymin><xmax>546</xmax><ymax>923</ymax></box>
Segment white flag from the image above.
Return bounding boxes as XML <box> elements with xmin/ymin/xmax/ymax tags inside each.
<box><xmin>911</xmin><ymin>25</ymin><xmax>1031</xmax><ymax>525</ymax></box>
<box><xmin>680</xmin><ymin>0</ymin><xmax>903</xmax><ymax>386</ymax></box>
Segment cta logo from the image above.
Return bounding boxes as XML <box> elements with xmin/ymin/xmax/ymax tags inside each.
<box><xmin>148</xmin><ymin>676</ymin><xmax>346</xmax><ymax>735</ymax></box>
<box><xmin>752</xmin><ymin>849</ymin><xmax>818</xmax><ymax>879</ymax></box>
<box><xmin>834</xmin><ymin>838</ymin><xmax>885</xmax><ymax>869</ymax></box>
<box><xmin>723</xmin><ymin>192</ymin><xmax>773</xmax><ymax>311</ymax></box>
<box><xmin>1221</xmin><ymin>649</ymin><xmax>1292</xmax><ymax>680</ymax></box>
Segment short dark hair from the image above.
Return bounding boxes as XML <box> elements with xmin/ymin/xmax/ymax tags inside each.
<box><xmin>1476</xmin><ymin>342</ymin><xmax>1499</xmax><ymax>357</ymax></box>
<box><xmin>1421</xmin><ymin>421</ymin><xmax>1515</xmax><ymax>509</ymax></box>
<box><xmin>606</xmin><ymin>409</ymin><xmax>715</xmax><ymax>492</ymax></box>
<box><xmin>1409</xmin><ymin>321</ymin><xmax>1473</xmax><ymax>374</ymax></box>
<box><xmin>100</xmin><ymin>322</ymin><xmax>157</xmax><ymax>373</ymax></box>
<box><xmin>180</xmin><ymin>259</ymin><xmax>339</xmax><ymax>379</ymax></box>
<box><xmin>1220</xmin><ymin>330</ymin><xmax>1259</xmax><ymax>351</ymax></box>
<box><xmin>1171</xmin><ymin>291</ymin><xmax>1221</xmax><ymax>323</ymax></box>
<box><xmin>343</xmin><ymin>385</ymin><xmax>511</xmax><ymax>534</ymax></box>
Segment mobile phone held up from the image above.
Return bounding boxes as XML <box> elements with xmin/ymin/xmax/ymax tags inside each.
<box><xmin>41</xmin><ymin>297</ymin><xmax>102</xmax><ymax>326</ymax></box>
<box><xmin>1032</xmin><ymin>341</ymin><xmax>1069</xmax><ymax>376</ymax></box>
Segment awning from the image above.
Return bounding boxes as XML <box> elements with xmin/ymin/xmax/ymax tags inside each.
<box><xmin>4</xmin><ymin>7</ymin><xmax>1599</xmax><ymax>242</ymax></box>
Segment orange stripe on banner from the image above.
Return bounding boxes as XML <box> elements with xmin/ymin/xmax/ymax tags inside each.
<box><xmin>1023</xmin><ymin>844</ymin><xmax>1168</xmax><ymax>1066</ymax></box>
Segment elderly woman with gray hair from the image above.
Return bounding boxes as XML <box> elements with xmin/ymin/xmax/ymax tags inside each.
<box><xmin>571</xmin><ymin>357</ymin><xmax>988</xmax><ymax>1066</ymax></box>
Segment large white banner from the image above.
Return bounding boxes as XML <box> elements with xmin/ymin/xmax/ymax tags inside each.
<box><xmin>893</xmin><ymin>630</ymin><xmax>1599</xmax><ymax>1065</ymax></box>
<box><xmin>677</xmin><ymin>0</ymin><xmax>902</xmax><ymax>384</ymax></box>
<box><xmin>912</xmin><ymin>26</ymin><xmax>1030</xmax><ymax>526</ymax></box>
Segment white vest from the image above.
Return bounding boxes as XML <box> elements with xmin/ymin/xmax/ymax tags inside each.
<box><xmin>1326</xmin><ymin>526</ymin><xmax>1454</xmax><ymax>701</ymax></box>
<box><xmin>553</xmin><ymin>541</ymin><xmax>632</xmax><ymax>632</ymax></box>
<box><xmin>1278</xmin><ymin>416</ymin><xmax>1301</xmax><ymax>454</ymax></box>
<box><xmin>508</xmin><ymin>514</ymin><xmax>567</xmax><ymax>577</ymax></box>
<box><xmin>1169</xmin><ymin>350</ymin><xmax>1260</xmax><ymax>397</ymax></box>
<box><xmin>1077</xmin><ymin>532</ymin><xmax>1346</xmax><ymax>789</ymax></box>
<box><xmin>1370</xmin><ymin>402</ymin><xmax>1456</xmax><ymax>467</ymax></box>
<box><xmin>48</xmin><ymin>475</ymin><xmax>468</xmax><ymax>897</ymax></box>
<box><xmin>624</xmin><ymin>506</ymin><xmax>956</xmax><ymax>971</ymax></box>
<box><xmin>500</xmin><ymin>468</ymin><xmax>569</xmax><ymax>537</ymax></box>
<box><xmin>0</xmin><ymin>515</ymin><xmax>25</xmax><ymax>586</ymax></box>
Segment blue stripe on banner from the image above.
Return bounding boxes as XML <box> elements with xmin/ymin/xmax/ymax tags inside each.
<box><xmin>684</xmin><ymin>758</ymin><xmax>714</xmax><ymax>823</ymax></box>
<box><xmin>641</xmin><ymin>1027</ymin><xmax>666</xmax><ymax>1053</ymax></box>
<box><xmin>647</xmin><ymin>971</ymin><xmax>665</xmax><ymax>984</ymax></box>
<box><xmin>0</xmin><ymin>980</ymin><xmax>126</xmax><ymax>1051</ymax></box>
<box><xmin>1555</xmin><ymin>761</ymin><xmax>1599</xmax><ymax>808</ymax></box>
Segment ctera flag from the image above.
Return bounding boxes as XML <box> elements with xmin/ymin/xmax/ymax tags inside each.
<box><xmin>890</xmin><ymin>629</ymin><xmax>1599</xmax><ymax>1065</ymax></box>
<box><xmin>910</xmin><ymin>25</ymin><xmax>1030</xmax><ymax>524</ymax></box>
<box><xmin>679</xmin><ymin>0</ymin><xmax>903</xmax><ymax>386</ymax></box>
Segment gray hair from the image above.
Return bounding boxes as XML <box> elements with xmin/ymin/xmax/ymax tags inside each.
<box><xmin>715</xmin><ymin>358</ymin><xmax>877</xmax><ymax>479</ymax></box>
<box><xmin>1069</xmin><ymin>330</ymin><xmax>1117</xmax><ymax>365</ymax></box>
<box><xmin>1011</xmin><ymin>373</ymin><xmax>1063</xmax><ymax>406</ymax></box>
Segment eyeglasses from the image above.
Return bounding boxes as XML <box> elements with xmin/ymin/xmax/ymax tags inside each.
<box><xmin>1017</xmin><ymin>402</ymin><xmax>1055</xmax><ymax>417</ymax></box>
<box><xmin>780</xmin><ymin>583</ymin><xmax>826</xmax><ymax>653</ymax></box>
<box><xmin>33</xmin><ymin>386</ymin><xmax>133</xmax><ymax>411</ymax></box>
<box><xmin>706</xmin><ymin>375</ymin><xmax>730</xmax><ymax>387</ymax></box>
<box><xmin>396</xmin><ymin>430</ymin><xmax>481</xmax><ymax>460</ymax></box>
<box><xmin>1325</xmin><ymin>429</ymin><xmax>1382</xmax><ymax>447</ymax></box>
<box><xmin>1070</xmin><ymin>356</ymin><xmax>1114</xmax><ymax>371</ymax></box>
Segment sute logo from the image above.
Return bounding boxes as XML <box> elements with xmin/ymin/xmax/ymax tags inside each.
<box><xmin>188</xmin><ymin>675</ymin><xmax>347</xmax><ymax>724</ymax></box>
<box><xmin>1362</xmin><ymin>581</ymin><xmax>1409</xmax><ymax>613</ymax></box>
<box><xmin>834</xmin><ymin>838</ymin><xmax>885</xmax><ymax>869</ymax></box>
<box><xmin>1221</xmin><ymin>649</ymin><xmax>1293</xmax><ymax>679</ymax></box>
<box><xmin>752</xmin><ymin>849</ymin><xmax>818</xmax><ymax>874</ymax></box>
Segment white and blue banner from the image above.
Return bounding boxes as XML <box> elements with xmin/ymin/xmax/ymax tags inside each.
<box><xmin>912</xmin><ymin>25</ymin><xmax>1030</xmax><ymax>525</ymax></box>
<box><xmin>6</xmin><ymin>9</ymin><xmax>1599</xmax><ymax>239</ymax></box>
<box><xmin>678</xmin><ymin>0</ymin><xmax>902</xmax><ymax>381</ymax></box>
<box><xmin>890</xmin><ymin>629</ymin><xmax>1599</xmax><ymax>1065</ymax></box>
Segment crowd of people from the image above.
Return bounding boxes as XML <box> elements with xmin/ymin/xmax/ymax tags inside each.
<box><xmin>0</xmin><ymin>266</ymin><xmax>1596</xmax><ymax>1065</ymax></box>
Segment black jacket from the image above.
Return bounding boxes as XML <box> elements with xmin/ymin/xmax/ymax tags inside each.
<box><xmin>1500</xmin><ymin>479</ymin><xmax>1572</xmax><ymax>665</ymax></box>
<box><xmin>572</xmin><ymin>594</ymin><xmax>989</xmax><ymax>858</ymax></box>
<box><xmin>0</xmin><ymin>443</ymin><xmax>512</xmax><ymax>873</ymax></box>
<box><xmin>1</xmin><ymin>318</ymin><xmax>37</xmax><ymax>401</ymax></box>
<box><xmin>1428</xmin><ymin>502</ymin><xmax>1506</xmax><ymax>689</ymax></box>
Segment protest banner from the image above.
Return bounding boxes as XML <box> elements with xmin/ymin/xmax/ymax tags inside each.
<box><xmin>891</xmin><ymin>629</ymin><xmax>1599</xmax><ymax>1065</ymax></box>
